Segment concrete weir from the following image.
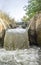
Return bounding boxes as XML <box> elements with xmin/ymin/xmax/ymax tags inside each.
<box><xmin>4</xmin><ymin>28</ymin><xmax>29</xmax><ymax>50</ymax></box>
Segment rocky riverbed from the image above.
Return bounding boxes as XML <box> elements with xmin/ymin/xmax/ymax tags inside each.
<box><xmin>0</xmin><ymin>46</ymin><xmax>40</xmax><ymax>65</ymax></box>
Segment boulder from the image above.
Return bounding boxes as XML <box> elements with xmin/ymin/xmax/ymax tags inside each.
<box><xmin>28</xmin><ymin>13</ymin><xmax>41</xmax><ymax>46</ymax></box>
<box><xmin>36</xmin><ymin>14</ymin><xmax>41</xmax><ymax>46</ymax></box>
<box><xmin>28</xmin><ymin>16</ymin><xmax>38</xmax><ymax>46</ymax></box>
<box><xmin>4</xmin><ymin>28</ymin><xmax>29</xmax><ymax>50</ymax></box>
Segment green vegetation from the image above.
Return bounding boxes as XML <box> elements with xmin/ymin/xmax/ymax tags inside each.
<box><xmin>22</xmin><ymin>0</ymin><xmax>41</xmax><ymax>22</ymax></box>
<box><xmin>21</xmin><ymin>16</ymin><xmax>29</xmax><ymax>22</ymax></box>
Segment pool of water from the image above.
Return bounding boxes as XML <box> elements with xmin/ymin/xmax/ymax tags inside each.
<box><xmin>0</xmin><ymin>46</ymin><xmax>40</xmax><ymax>65</ymax></box>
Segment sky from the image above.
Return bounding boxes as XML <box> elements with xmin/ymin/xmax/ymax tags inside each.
<box><xmin>0</xmin><ymin>0</ymin><xmax>28</xmax><ymax>21</ymax></box>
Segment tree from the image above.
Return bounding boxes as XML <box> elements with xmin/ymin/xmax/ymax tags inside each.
<box><xmin>25</xmin><ymin>0</ymin><xmax>41</xmax><ymax>20</ymax></box>
<box><xmin>21</xmin><ymin>16</ymin><xmax>29</xmax><ymax>22</ymax></box>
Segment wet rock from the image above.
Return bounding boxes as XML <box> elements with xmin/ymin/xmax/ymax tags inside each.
<box><xmin>4</xmin><ymin>28</ymin><xmax>29</xmax><ymax>50</ymax></box>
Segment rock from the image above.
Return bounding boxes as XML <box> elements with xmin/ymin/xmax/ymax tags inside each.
<box><xmin>4</xmin><ymin>28</ymin><xmax>29</xmax><ymax>50</ymax></box>
<box><xmin>28</xmin><ymin>16</ymin><xmax>38</xmax><ymax>46</ymax></box>
<box><xmin>36</xmin><ymin>14</ymin><xmax>41</xmax><ymax>46</ymax></box>
<box><xmin>28</xmin><ymin>13</ymin><xmax>41</xmax><ymax>46</ymax></box>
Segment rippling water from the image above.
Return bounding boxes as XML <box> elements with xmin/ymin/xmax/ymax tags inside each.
<box><xmin>0</xmin><ymin>46</ymin><xmax>40</xmax><ymax>65</ymax></box>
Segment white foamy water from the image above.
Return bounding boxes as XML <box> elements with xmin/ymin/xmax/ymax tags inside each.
<box><xmin>0</xmin><ymin>47</ymin><xmax>40</xmax><ymax>65</ymax></box>
<box><xmin>6</xmin><ymin>28</ymin><xmax>27</xmax><ymax>33</ymax></box>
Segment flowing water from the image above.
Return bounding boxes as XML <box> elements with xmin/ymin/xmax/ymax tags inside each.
<box><xmin>0</xmin><ymin>46</ymin><xmax>40</xmax><ymax>65</ymax></box>
<box><xmin>38</xmin><ymin>48</ymin><xmax>41</xmax><ymax>65</ymax></box>
<box><xmin>0</xmin><ymin>28</ymin><xmax>41</xmax><ymax>65</ymax></box>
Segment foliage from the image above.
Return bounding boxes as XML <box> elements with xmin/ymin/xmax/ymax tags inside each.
<box><xmin>24</xmin><ymin>0</ymin><xmax>41</xmax><ymax>21</ymax></box>
<box><xmin>21</xmin><ymin>16</ymin><xmax>29</xmax><ymax>22</ymax></box>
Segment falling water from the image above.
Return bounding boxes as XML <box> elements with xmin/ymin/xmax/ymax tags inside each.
<box><xmin>0</xmin><ymin>19</ymin><xmax>41</xmax><ymax>65</ymax></box>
